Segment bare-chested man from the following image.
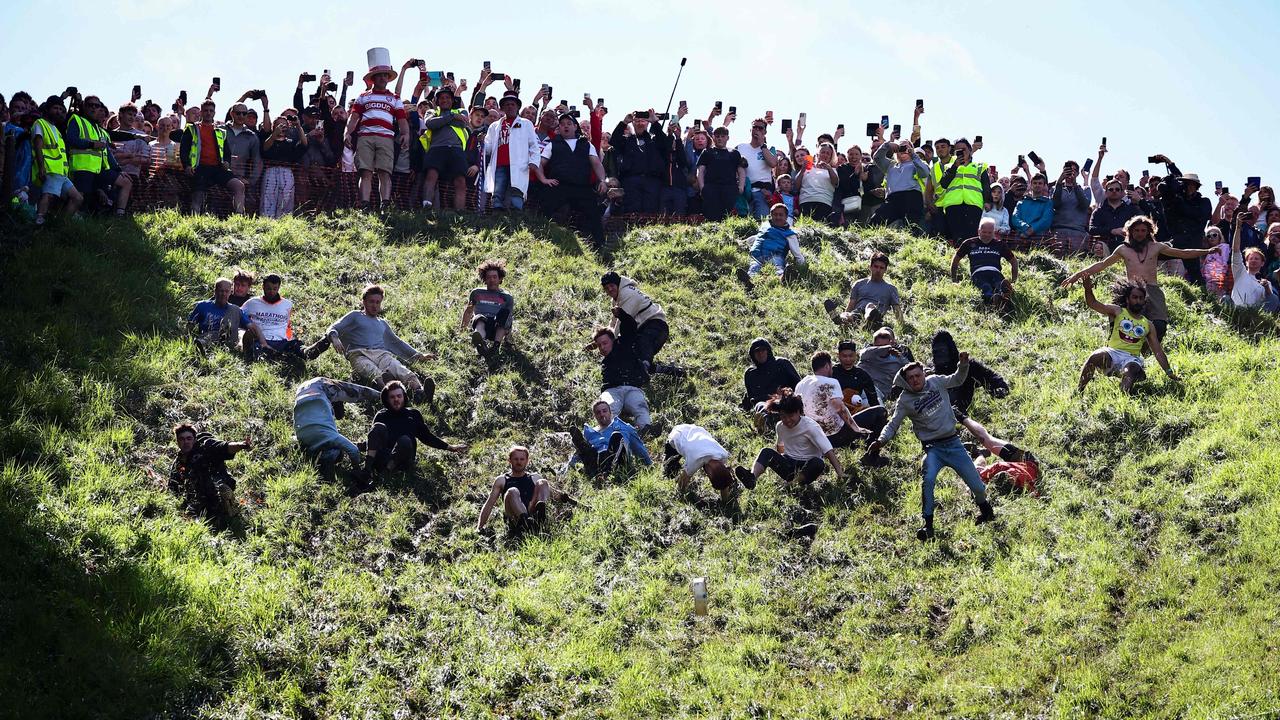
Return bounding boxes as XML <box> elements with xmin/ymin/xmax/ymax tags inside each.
<box><xmin>1061</xmin><ymin>215</ymin><xmax>1215</xmax><ymax>339</ymax></box>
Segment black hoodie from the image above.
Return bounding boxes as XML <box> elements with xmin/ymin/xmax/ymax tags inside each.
<box><xmin>928</xmin><ymin>330</ymin><xmax>1009</xmax><ymax>416</ymax></box>
<box><xmin>741</xmin><ymin>338</ymin><xmax>801</xmax><ymax>409</ymax></box>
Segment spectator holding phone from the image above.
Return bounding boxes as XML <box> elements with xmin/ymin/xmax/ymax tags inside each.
<box><xmin>1011</xmin><ymin>174</ymin><xmax>1054</xmax><ymax>238</ymax></box>
<box><xmin>261</xmin><ymin>115</ymin><xmax>307</xmax><ymax>218</ymax></box>
<box><xmin>66</xmin><ymin>95</ymin><xmax>133</xmax><ymax>216</ymax></box>
<box><xmin>181</xmin><ymin>99</ymin><xmax>247</xmax><ymax>214</ymax></box>
<box><xmin>420</xmin><ymin>85</ymin><xmax>471</xmax><ymax>212</ymax></box>
<box><xmin>937</xmin><ymin>138</ymin><xmax>989</xmax><ymax>243</ymax></box>
<box><xmin>1051</xmin><ymin>160</ymin><xmax>1092</xmax><ymax>253</ymax></box>
<box><xmin>833</xmin><ymin>144</ymin><xmax>867</xmax><ymax>226</ymax></box>
<box><xmin>536</xmin><ymin>113</ymin><xmax>609</xmax><ymax>248</ymax></box>
<box><xmin>869</xmin><ymin>138</ymin><xmax>930</xmax><ymax>231</ymax></box>
<box><xmin>345</xmin><ymin>49</ymin><xmax>409</xmax><ymax>211</ymax></box>
<box><xmin>795</xmin><ymin>142</ymin><xmax>838</xmax><ymax>222</ymax></box>
<box><xmin>1230</xmin><ymin>211</ymin><xmax>1279</xmax><ymax>310</ymax></box>
<box><xmin>612</xmin><ymin>110</ymin><xmax>664</xmax><ymax>213</ymax></box>
<box><xmin>737</xmin><ymin>119</ymin><xmax>778</xmax><ymax>218</ymax></box>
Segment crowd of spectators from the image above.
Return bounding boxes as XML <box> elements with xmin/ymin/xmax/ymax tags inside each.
<box><xmin>3</xmin><ymin>51</ymin><xmax>1278</xmax><ymax>311</ymax></box>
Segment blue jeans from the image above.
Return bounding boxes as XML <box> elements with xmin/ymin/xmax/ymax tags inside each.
<box><xmin>659</xmin><ymin>186</ymin><xmax>688</xmax><ymax>215</ymax></box>
<box><xmin>748</xmin><ymin>251</ymin><xmax>786</xmax><ymax>277</ymax></box>
<box><xmin>493</xmin><ymin>165</ymin><xmax>524</xmax><ymax>210</ymax></box>
<box><xmin>971</xmin><ymin>269</ymin><xmax>1005</xmax><ymax>302</ymax></box>
<box><xmin>921</xmin><ymin>436</ymin><xmax>987</xmax><ymax>517</ymax></box>
<box><xmin>749</xmin><ymin>189</ymin><xmax>771</xmax><ymax>218</ymax></box>
<box><xmin>296</xmin><ymin>423</ymin><xmax>362</xmax><ymax>467</ymax></box>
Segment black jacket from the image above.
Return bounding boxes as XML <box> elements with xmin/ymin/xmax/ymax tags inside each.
<box><xmin>741</xmin><ymin>337</ymin><xmax>801</xmax><ymax>409</ymax></box>
<box><xmin>831</xmin><ymin>364</ymin><xmax>880</xmax><ymax>406</ymax></box>
<box><xmin>929</xmin><ymin>330</ymin><xmax>1009</xmax><ymax>416</ymax></box>
<box><xmin>601</xmin><ymin>313</ymin><xmax>650</xmax><ymax>389</ymax></box>
<box><xmin>1159</xmin><ymin>166</ymin><xmax>1212</xmax><ymax>249</ymax></box>
<box><xmin>610</xmin><ymin>121</ymin><xmax>664</xmax><ymax>179</ymax></box>
<box><xmin>168</xmin><ymin>432</ymin><xmax>237</xmax><ymax>515</ymax></box>
<box><xmin>370</xmin><ymin>407</ymin><xmax>451</xmax><ymax>450</ymax></box>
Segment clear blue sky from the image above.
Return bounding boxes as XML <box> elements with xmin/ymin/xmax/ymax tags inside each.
<box><xmin>4</xmin><ymin>0</ymin><xmax>1279</xmax><ymax>192</ymax></box>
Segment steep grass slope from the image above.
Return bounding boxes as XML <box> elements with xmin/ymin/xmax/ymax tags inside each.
<box><xmin>1</xmin><ymin>211</ymin><xmax>1278</xmax><ymax>719</ymax></box>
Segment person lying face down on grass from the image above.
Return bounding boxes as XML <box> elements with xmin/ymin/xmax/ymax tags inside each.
<box><xmin>662</xmin><ymin>423</ymin><xmax>756</xmax><ymax>503</ymax></box>
<box><xmin>1075</xmin><ymin>276</ymin><xmax>1178</xmax><ymax>395</ymax></box>
<box><xmin>566</xmin><ymin>399</ymin><xmax>653</xmax><ymax>479</ymax></box>
<box><xmin>292</xmin><ymin>376</ymin><xmax>381</xmax><ymax>478</ymax></box>
<box><xmin>461</xmin><ymin>258</ymin><xmax>514</xmax><ymax>365</ymax></box>
<box><xmin>867</xmin><ymin>355</ymin><xmax>995</xmax><ymax>542</ymax></box>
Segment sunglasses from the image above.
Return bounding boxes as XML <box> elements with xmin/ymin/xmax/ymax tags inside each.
<box><xmin>85</xmin><ymin>103</ymin><xmax>104</xmax><ymax>109</ymax></box>
<box><xmin>1106</xmin><ymin>187</ymin><xmax>1123</xmax><ymax>192</ymax></box>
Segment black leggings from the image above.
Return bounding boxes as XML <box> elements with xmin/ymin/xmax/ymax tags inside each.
<box><xmin>635</xmin><ymin>319</ymin><xmax>669</xmax><ymax>366</ymax></box>
<box><xmin>755</xmin><ymin>448</ymin><xmax>825</xmax><ymax>484</ymax></box>
<box><xmin>367</xmin><ymin>423</ymin><xmax>416</xmax><ymax>470</ymax></box>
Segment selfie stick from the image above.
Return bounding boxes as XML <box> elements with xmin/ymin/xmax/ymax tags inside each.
<box><xmin>663</xmin><ymin>57</ymin><xmax>687</xmax><ymax>116</ymax></box>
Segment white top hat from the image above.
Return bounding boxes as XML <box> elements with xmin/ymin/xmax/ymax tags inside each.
<box><xmin>364</xmin><ymin>47</ymin><xmax>397</xmax><ymax>84</ymax></box>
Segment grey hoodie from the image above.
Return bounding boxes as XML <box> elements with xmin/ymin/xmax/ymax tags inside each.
<box><xmin>877</xmin><ymin>359</ymin><xmax>969</xmax><ymax>445</ymax></box>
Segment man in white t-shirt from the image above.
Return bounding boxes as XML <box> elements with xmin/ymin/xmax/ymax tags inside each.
<box><xmin>739</xmin><ymin>394</ymin><xmax>847</xmax><ymax>487</ymax></box>
<box><xmin>241</xmin><ymin>273</ymin><xmax>305</xmax><ymax>364</ymax></box>
<box><xmin>793</xmin><ymin>351</ymin><xmax>867</xmax><ymax>448</ymax></box>
<box><xmin>736</xmin><ymin>118</ymin><xmax>778</xmax><ymax>218</ymax></box>
<box><xmin>663</xmin><ymin>423</ymin><xmax>755</xmax><ymax>502</ymax></box>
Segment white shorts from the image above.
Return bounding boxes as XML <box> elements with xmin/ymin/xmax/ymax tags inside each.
<box><xmin>1105</xmin><ymin>348</ymin><xmax>1144</xmax><ymax>376</ymax></box>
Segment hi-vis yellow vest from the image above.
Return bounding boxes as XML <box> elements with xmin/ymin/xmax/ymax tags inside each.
<box><xmin>938</xmin><ymin>161</ymin><xmax>985</xmax><ymax>208</ymax></box>
<box><xmin>32</xmin><ymin>118</ymin><xmax>67</xmax><ymax>178</ymax></box>
<box><xmin>418</xmin><ymin>109</ymin><xmax>470</xmax><ymax>153</ymax></box>
<box><xmin>67</xmin><ymin>114</ymin><xmax>110</xmax><ymax>174</ymax></box>
<box><xmin>187</xmin><ymin>124</ymin><xmax>227</xmax><ymax>167</ymax></box>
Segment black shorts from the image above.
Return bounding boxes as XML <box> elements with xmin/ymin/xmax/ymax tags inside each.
<box><xmin>193</xmin><ymin>165</ymin><xmax>236</xmax><ymax>191</ymax></box>
<box><xmin>424</xmin><ymin>146</ymin><xmax>468</xmax><ymax>180</ymax></box>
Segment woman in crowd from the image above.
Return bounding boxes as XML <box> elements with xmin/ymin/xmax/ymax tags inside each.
<box><xmin>1201</xmin><ymin>226</ymin><xmax>1232</xmax><ymax>300</ymax></box>
<box><xmin>983</xmin><ymin>183</ymin><xmax>1011</xmax><ymax>234</ymax></box>
<box><xmin>794</xmin><ymin>142</ymin><xmax>838</xmax><ymax>222</ymax></box>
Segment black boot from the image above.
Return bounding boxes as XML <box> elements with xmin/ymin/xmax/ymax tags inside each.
<box><xmin>303</xmin><ymin>335</ymin><xmax>331</xmax><ymax>360</ymax></box>
<box><xmin>997</xmin><ymin>444</ymin><xmax>1025</xmax><ymax>462</ymax></box>
<box><xmin>975</xmin><ymin>500</ymin><xmax>995</xmax><ymax>525</ymax></box>
<box><xmin>916</xmin><ymin>514</ymin><xmax>935</xmax><ymax>541</ymax></box>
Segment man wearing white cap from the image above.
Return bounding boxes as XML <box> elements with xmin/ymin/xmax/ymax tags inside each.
<box><xmin>345</xmin><ymin>48</ymin><xmax>410</xmax><ymax>210</ymax></box>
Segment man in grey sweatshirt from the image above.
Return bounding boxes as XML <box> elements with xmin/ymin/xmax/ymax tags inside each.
<box><xmin>867</xmin><ymin>352</ymin><xmax>995</xmax><ymax>540</ymax></box>
<box><xmin>293</xmin><ymin>376</ymin><xmax>381</xmax><ymax>477</ymax></box>
<box><xmin>326</xmin><ymin>284</ymin><xmax>435</xmax><ymax>403</ymax></box>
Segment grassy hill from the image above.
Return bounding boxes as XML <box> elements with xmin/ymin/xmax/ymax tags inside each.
<box><xmin>1</xmin><ymin>210</ymin><xmax>1278</xmax><ymax>719</ymax></box>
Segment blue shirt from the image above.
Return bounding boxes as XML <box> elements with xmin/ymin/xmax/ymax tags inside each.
<box><xmin>4</xmin><ymin>122</ymin><xmax>32</xmax><ymax>191</ymax></box>
<box><xmin>579</xmin><ymin>418</ymin><xmax>652</xmax><ymax>466</ymax></box>
<box><xmin>188</xmin><ymin>299</ymin><xmax>250</xmax><ymax>334</ymax></box>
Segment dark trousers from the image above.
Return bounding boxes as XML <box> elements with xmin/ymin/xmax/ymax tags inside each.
<box><xmin>543</xmin><ymin>184</ymin><xmax>605</xmax><ymax>248</ymax></box>
<box><xmin>971</xmin><ymin>269</ymin><xmax>1007</xmax><ymax>302</ymax></box>
<box><xmin>702</xmin><ymin>183</ymin><xmax>739</xmax><ymax>221</ymax></box>
<box><xmin>659</xmin><ymin>186</ymin><xmax>688</xmax><ymax>215</ymax></box>
<box><xmin>622</xmin><ymin>175</ymin><xmax>661</xmax><ymax>213</ymax></box>
<box><xmin>828</xmin><ymin>405</ymin><xmax>889</xmax><ymax>448</ymax></box>
<box><xmin>635</xmin><ymin>319</ymin><xmax>669</xmax><ymax>366</ymax></box>
<box><xmin>1173</xmin><ymin>236</ymin><xmax>1205</xmax><ymax>287</ymax></box>
<box><xmin>755</xmin><ymin>448</ymin><xmax>825</xmax><ymax>484</ymax></box>
<box><xmin>870</xmin><ymin>189</ymin><xmax>925</xmax><ymax>229</ymax></box>
<box><xmin>572</xmin><ymin>430</ymin><xmax>625</xmax><ymax>476</ymax></box>
<box><xmin>367</xmin><ymin>422</ymin><xmax>416</xmax><ymax>471</ymax></box>
<box><xmin>944</xmin><ymin>204</ymin><xmax>983</xmax><ymax>244</ymax></box>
